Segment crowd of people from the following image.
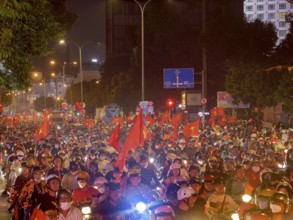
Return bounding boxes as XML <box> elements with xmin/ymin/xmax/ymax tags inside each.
<box><xmin>0</xmin><ymin>111</ymin><xmax>293</xmax><ymax>220</ymax></box>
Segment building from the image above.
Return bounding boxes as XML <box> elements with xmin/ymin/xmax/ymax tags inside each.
<box><xmin>244</xmin><ymin>0</ymin><xmax>293</xmax><ymax>44</ymax></box>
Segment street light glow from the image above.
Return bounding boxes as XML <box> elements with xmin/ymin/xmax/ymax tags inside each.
<box><xmin>50</xmin><ymin>60</ymin><xmax>56</xmax><ymax>65</ymax></box>
<box><xmin>59</xmin><ymin>39</ymin><xmax>65</xmax><ymax>45</ymax></box>
<box><xmin>51</xmin><ymin>72</ymin><xmax>56</xmax><ymax>77</ymax></box>
<box><xmin>91</xmin><ymin>58</ymin><xmax>98</xmax><ymax>63</ymax></box>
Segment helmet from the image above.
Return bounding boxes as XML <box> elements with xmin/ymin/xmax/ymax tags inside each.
<box><xmin>129</xmin><ymin>168</ymin><xmax>141</xmax><ymax>177</ymax></box>
<box><xmin>56</xmin><ymin>188</ymin><xmax>71</xmax><ymax>201</ymax></box>
<box><xmin>204</xmin><ymin>175</ymin><xmax>215</xmax><ymax>183</ymax></box>
<box><xmin>154</xmin><ymin>205</ymin><xmax>175</xmax><ymax>218</ymax></box>
<box><xmin>31</xmin><ymin>166</ymin><xmax>43</xmax><ymax>174</ymax></box>
<box><xmin>94</xmin><ymin>176</ymin><xmax>108</xmax><ymax>185</ymax></box>
<box><xmin>76</xmin><ymin>171</ymin><xmax>90</xmax><ymax>181</ymax></box>
<box><xmin>46</xmin><ymin>174</ymin><xmax>60</xmax><ymax>185</ymax></box>
<box><xmin>208</xmin><ymin>156</ymin><xmax>218</xmax><ymax>162</ymax></box>
<box><xmin>177</xmin><ymin>186</ymin><xmax>195</xmax><ymax>200</ymax></box>
<box><xmin>166</xmin><ymin>184</ymin><xmax>180</xmax><ymax>201</ymax></box>
<box><xmin>260</xmin><ymin>168</ymin><xmax>273</xmax><ymax>183</ymax></box>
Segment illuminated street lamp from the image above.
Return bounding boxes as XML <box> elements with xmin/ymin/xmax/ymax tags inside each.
<box><xmin>59</xmin><ymin>40</ymin><xmax>102</xmax><ymax>104</ymax></box>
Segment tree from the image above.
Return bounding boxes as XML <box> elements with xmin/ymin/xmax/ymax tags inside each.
<box><xmin>0</xmin><ymin>0</ymin><xmax>76</xmax><ymax>90</ymax></box>
<box><xmin>226</xmin><ymin>62</ymin><xmax>290</xmax><ymax>110</ymax></box>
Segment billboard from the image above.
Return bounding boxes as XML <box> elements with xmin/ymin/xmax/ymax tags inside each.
<box><xmin>217</xmin><ymin>91</ymin><xmax>250</xmax><ymax>109</ymax></box>
<box><xmin>164</xmin><ymin>68</ymin><xmax>194</xmax><ymax>89</ymax></box>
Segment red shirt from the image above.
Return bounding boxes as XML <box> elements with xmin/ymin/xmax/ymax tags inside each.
<box><xmin>72</xmin><ymin>186</ymin><xmax>99</xmax><ymax>204</ymax></box>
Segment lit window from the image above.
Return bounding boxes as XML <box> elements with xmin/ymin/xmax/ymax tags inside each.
<box><xmin>279</xmin><ymin>12</ymin><xmax>286</xmax><ymax>19</ymax></box>
<box><xmin>279</xmin><ymin>30</ymin><xmax>286</xmax><ymax>37</ymax></box>
<box><xmin>246</xmin><ymin>5</ymin><xmax>253</xmax><ymax>11</ymax></box>
<box><xmin>257</xmin><ymin>5</ymin><xmax>264</xmax><ymax>11</ymax></box>
<box><xmin>268</xmin><ymin>13</ymin><xmax>275</xmax><ymax>19</ymax></box>
<box><xmin>279</xmin><ymin>3</ymin><xmax>286</xmax><ymax>10</ymax></box>
<box><xmin>268</xmin><ymin>4</ymin><xmax>275</xmax><ymax>10</ymax></box>
<box><xmin>257</xmin><ymin>14</ymin><xmax>264</xmax><ymax>20</ymax></box>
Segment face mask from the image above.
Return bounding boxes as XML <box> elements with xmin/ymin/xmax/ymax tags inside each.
<box><xmin>270</xmin><ymin>204</ymin><xmax>282</xmax><ymax>213</ymax></box>
<box><xmin>60</xmin><ymin>202</ymin><xmax>72</xmax><ymax>211</ymax></box>
<box><xmin>90</xmin><ymin>155</ymin><xmax>96</xmax><ymax>160</ymax></box>
<box><xmin>252</xmin><ymin>166</ymin><xmax>260</xmax><ymax>173</ymax></box>
<box><xmin>78</xmin><ymin>182</ymin><xmax>87</xmax><ymax>189</ymax></box>
<box><xmin>258</xmin><ymin>201</ymin><xmax>268</xmax><ymax>210</ymax></box>
<box><xmin>98</xmin><ymin>187</ymin><xmax>105</xmax><ymax>194</ymax></box>
<box><xmin>100</xmin><ymin>156</ymin><xmax>106</xmax><ymax>160</ymax></box>
<box><xmin>55</xmin><ymin>145</ymin><xmax>60</xmax><ymax>149</ymax></box>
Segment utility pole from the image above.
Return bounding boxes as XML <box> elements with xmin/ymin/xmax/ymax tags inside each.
<box><xmin>201</xmin><ymin>0</ymin><xmax>207</xmax><ymax>128</ymax></box>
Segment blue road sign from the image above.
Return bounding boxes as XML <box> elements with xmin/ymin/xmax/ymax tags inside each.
<box><xmin>164</xmin><ymin>68</ymin><xmax>194</xmax><ymax>89</ymax></box>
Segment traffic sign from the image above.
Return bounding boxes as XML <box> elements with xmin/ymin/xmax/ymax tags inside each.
<box><xmin>164</xmin><ymin>68</ymin><xmax>194</xmax><ymax>89</ymax></box>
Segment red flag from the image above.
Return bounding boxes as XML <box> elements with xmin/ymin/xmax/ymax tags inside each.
<box><xmin>111</xmin><ymin>117</ymin><xmax>122</xmax><ymax>124</ymax></box>
<box><xmin>183</xmin><ymin>119</ymin><xmax>200</xmax><ymax>138</ymax></box>
<box><xmin>159</xmin><ymin>111</ymin><xmax>169</xmax><ymax>127</ymax></box>
<box><xmin>115</xmin><ymin>110</ymin><xmax>144</xmax><ymax>171</ymax></box>
<box><xmin>210</xmin><ymin>106</ymin><xmax>225</xmax><ymax>118</ymax></box>
<box><xmin>228</xmin><ymin>117</ymin><xmax>237</xmax><ymax>124</ymax></box>
<box><xmin>108</xmin><ymin>123</ymin><xmax>121</xmax><ymax>151</ymax></box>
<box><xmin>145</xmin><ymin>114</ymin><xmax>155</xmax><ymax>126</ymax></box>
<box><xmin>171</xmin><ymin>112</ymin><xmax>182</xmax><ymax>127</ymax></box>
<box><xmin>219</xmin><ymin>115</ymin><xmax>227</xmax><ymax>127</ymax></box>
<box><xmin>142</xmin><ymin>124</ymin><xmax>152</xmax><ymax>140</ymax></box>
<box><xmin>35</xmin><ymin>119</ymin><xmax>50</xmax><ymax>142</ymax></box>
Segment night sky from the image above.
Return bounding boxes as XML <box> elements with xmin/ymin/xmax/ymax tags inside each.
<box><xmin>65</xmin><ymin>0</ymin><xmax>106</xmax><ymax>63</ymax></box>
<box><xmin>33</xmin><ymin>0</ymin><xmax>106</xmax><ymax>74</ymax></box>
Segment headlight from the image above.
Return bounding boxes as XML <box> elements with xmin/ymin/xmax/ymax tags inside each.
<box><xmin>231</xmin><ymin>213</ymin><xmax>240</xmax><ymax>220</ymax></box>
<box><xmin>242</xmin><ymin>194</ymin><xmax>252</xmax><ymax>203</ymax></box>
<box><xmin>136</xmin><ymin>202</ymin><xmax>147</xmax><ymax>212</ymax></box>
<box><xmin>149</xmin><ymin>157</ymin><xmax>154</xmax><ymax>163</ymax></box>
<box><xmin>18</xmin><ymin>168</ymin><xmax>22</xmax><ymax>173</ymax></box>
<box><xmin>81</xmin><ymin>206</ymin><xmax>91</xmax><ymax>215</ymax></box>
<box><xmin>57</xmin><ymin>125</ymin><xmax>61</xmax><ymax>130</ymax></box>
<box><xmin>278</xmin><ymin>163</ymin><xmax>286</xmax><ymax>169</ymax></box>
<box><xmin>183</xmin><ymin>160</ymin><xmax>187</xmax><ymax>165</ymax></box>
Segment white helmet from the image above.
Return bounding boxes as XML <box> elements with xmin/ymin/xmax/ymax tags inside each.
<box><xmin>94</xmin><ymin>176</ymin><xmax>108</xmax><ymax>185</ymax></box>
<box><xmin>177</xmin><ymin>186</ymin><xmax>195</xmax><ymax>200</ymax></box>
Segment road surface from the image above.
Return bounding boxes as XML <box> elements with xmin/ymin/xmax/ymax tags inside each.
<box><xmin>0</xmin><ymin>174</ymin><xmax>12</xmax><ymax>220</ymax></box>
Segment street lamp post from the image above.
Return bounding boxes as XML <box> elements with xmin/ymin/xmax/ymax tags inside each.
<box><xmin>134</xmin><ymin>0</ymin><xmax>152</xmax><ymax>101</ymax></box>
<box><xmin>59</xmin><ymin>40</ymin><xmax>102</xmax><ymax>104</ymax></box>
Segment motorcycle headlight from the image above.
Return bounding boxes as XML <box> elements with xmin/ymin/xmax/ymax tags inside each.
<box><xmin>231</xmin><ymin>213</ymin><xmax>240</xmax><ymax>220</ymax></box>
<box><xmin>81</xmin><ymin>206</ymin><xmax>91</xmax><ymax>215</ymax></box>
<box><xmin>136</xmin><ymin>202</ymin><xmax>147</xmax><ymax>212</ymax></box>
<box><xmin>242</xmin><ymin>194</ymin><xmax>252</xmax><ymax>203</ymax></box>
<box><xmin>149</xmin><ymin>157</ymin><xmax>154</xmax><ymax>163</ymax></box>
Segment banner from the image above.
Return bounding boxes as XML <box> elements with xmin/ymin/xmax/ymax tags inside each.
<box><xmin>217</xmin><ymin>91</ymin><xmax>250</xmax><ymax>109</ymax></box>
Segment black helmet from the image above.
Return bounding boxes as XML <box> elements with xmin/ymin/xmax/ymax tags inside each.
<box><xmin>31</xmin><ymin>166</ymin><xmax>43</xmax><ymax>173</ymax></box>
<box><xmin>166</xmin><ymin>183</ymin><xmax>180</xmax><ymax>201</ymax></box>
